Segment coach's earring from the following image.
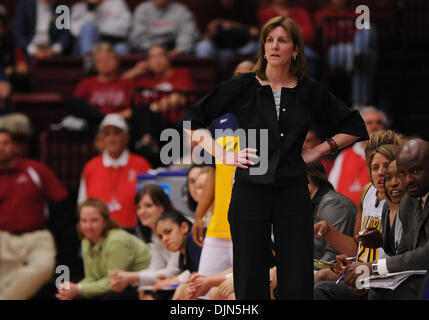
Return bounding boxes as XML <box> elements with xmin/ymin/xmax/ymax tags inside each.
<box><xmin>264</xmin><ymin>54</ymin><xmax>267</xmax><ymax>59</ymax></box>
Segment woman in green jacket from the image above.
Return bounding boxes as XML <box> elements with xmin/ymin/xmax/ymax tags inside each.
<box><xmin>56</xmin><ymin>198</ymin><xmax>151</xmax><ymax>300</ymax></box>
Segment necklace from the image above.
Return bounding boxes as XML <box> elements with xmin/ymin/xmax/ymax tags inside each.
<box><xmin>256</xmin><ymin>76</ymin><xmax>297</xmax><ymax>90</ymax></box>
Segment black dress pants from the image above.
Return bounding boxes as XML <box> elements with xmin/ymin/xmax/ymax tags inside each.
<box><xmin>228</xmin><ymin>181</ymin><xmax>314</xmax><ymax>300</ymax></box>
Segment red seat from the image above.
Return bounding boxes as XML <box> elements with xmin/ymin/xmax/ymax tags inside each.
<box><xmin>39</xmin><ymin>130</ymin><xmax>96</xmax><ymax>193</ymax></box>
<box><xmin>11</xmin><ymin>92</ymin><xmax>66</xmax><ymax>134</ymax></box>
<box><xmin>30</xmin><ymin>57</ymin><xmax>84</xmax><ymax>99</ymax></box>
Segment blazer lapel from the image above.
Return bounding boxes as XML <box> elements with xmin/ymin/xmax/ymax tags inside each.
<box><xmin>415</xmin><ymin>200</ymin><xmax>429</xmax><ymax>247</ymax></box>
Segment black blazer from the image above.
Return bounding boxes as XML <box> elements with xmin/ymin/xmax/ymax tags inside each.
<box><xmin>381</xmin><ymin>201</ymin><xmax>398</xmax><ymax>257</ymax></box>
<box><xmin>179</xmin><ymin>72</ymin><xmax>369</xmax><ymax>185</ymax></box>
<box><xmin>386</xmin><ymin>193</ymin><xmax>429</xmax><ymax>272</ymax></box>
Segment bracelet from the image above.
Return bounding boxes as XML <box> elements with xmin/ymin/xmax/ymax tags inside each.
<box><xmin>326</xmin><ymin>137</ymin><xmax>338</xmax><ymax>155</ymax></box>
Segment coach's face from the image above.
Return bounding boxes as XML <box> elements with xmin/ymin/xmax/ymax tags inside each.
<box><xmin>397</xmin><ymin>139</ymin><xmax>429</xmax><ymax>198</ymax></box>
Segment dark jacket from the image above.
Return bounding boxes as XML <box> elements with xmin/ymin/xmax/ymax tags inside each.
<box><xmin>13</xmin><ymin>0</ymin><xmax>72</xmax><ymax>55</ymax></box>
<box><xmin>386</xmin><ymin>193</ymin><xmax>429</xmax><ymax>272</ymax></box>
<box><xmin>179</xmin><ymin>72</ymin><xmax>369</xmax><ymax>185</ymax></box>
<box><xmin>381</xmin><ymin>201</ymin><xmax>402</xmax><ymax>257</ymax></box>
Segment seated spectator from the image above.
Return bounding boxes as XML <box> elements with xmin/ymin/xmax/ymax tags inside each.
<box><xmin>124</xmin><ymin>45</ymin><xmax>196</xmax><ymax>119</ymax></box>
<box><xmin>0</xmin><ymin>129</ymin><xmax>68</xmax><ymax>299</ymax></box>
<box><xmin>125</xmin><ymin>45</ymin><xmax>196</xmax><ymax>165</ymax></box>
<box><xmin>70</xmin><ymin>0</ymin><xmax>131</xmax><ymax>58</ymax></box>
<box><xmin>186</xmin><ymin>164</ymin><xmax>204</xmax><ymax>213</ymax></box>
<box><xmin>315</xmin><ymin>0</ymin><xmax>377</xmax><ymax>106</ymax></box>
<box><xmin>0</xmin><ymin>5</ymin><xmax>29</xmax><ymax>92</ymax></box>
<box><xmin>356</xmin><ymin>159</ymin><xmax>405</xmax><ymax>256</ymax></box>
<box><xmin>257</xmin><ymin>0</ymin><xmax>319</xmax><ymax>78</ymax></box>
<box><xmin>378</xmin><ymin>159</ymin><xmax>405</xmax><ymax>255</ymax></box>
<box><xmin>303</xmin><ymin>125</ymin><xmax>335</xmax><ymax>176</ymax></box>
<box><xmin>77</xmin><ymin>114</ymin><xmax>151</xmax><ymax>232</ymax></box>
<box><xmin>313</xmin><ymin>130</ymin><xmax>402</xmax><ymax>299</ymax></box>
<box><xmin>344</xmin><ymin>138</ymin><xmax>429</xmax><ymax>299</ymax></box>
<box><xmin>193</xmin><ymin>165</ymin><xmax>214</xmax><ymax>225</ymax></box>
<box><xmin>56</xmin><ymin>198</ymin><xmax>151</xmax><ymax>300</ymax></box>
<box><xmin>109</xmin><ymin>185</ymin><xmax>182</xmax><ymax>300</ymax></box>
<box><xmin>151</xmin><ymin>210</ymin><xmax>203</xmax><ymax>295</ymax></box>
<box><xmin>0</xmin><ymin>69</ymin><xmax>11</xmax><ymax>112</ymax></box>
<box><xmin>13</xmin><ymin>0</ymin><xmax>72</xmax><ymax>59</ymax></box>
<box><xmin>128</xmin><ymin>0</ymin><xmax>199</xmax><ymax>58</ymax></box>
<box><xmin>195</xmin><ymin>0</ymin><xmax>259</xmax><ymax>72</ymax></box>
<box><xmin>329</xmin><ymin>106</ymin><xmax>388</xmax><ymax>206</ymax></box>
<box><xmin>308</xmin><ymin>161</ymin><xmax>356</xmax><ymax>266</ymax></box>
<box><xmin>68</xmin><ymin>42</ymin><xmax>135</xmax><ymax>129</ymax></box>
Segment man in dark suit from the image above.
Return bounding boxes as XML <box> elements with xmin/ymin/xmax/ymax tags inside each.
<box><xmin>13</xmin><ymin>0</ymin><xmax>71</xmax><ymax>59</ymax></box>
<box><xmin>344</xmin><ymin>138</ymin><xmax>429</xmax><ymax>299</ymax></box>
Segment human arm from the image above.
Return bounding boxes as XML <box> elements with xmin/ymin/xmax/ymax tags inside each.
<box><xmin>122</xmin><ymin>60</ymin><xmax>149</xmax><ymax>79</ymax></box>
<box><xmin>216</xmin><ymin>277</ymin><xmax>235</xmax><ymax>300</ymax></box>
<box><xmin>302</xmin><ymin>133</ymin><xmax>361</xmax><ymax>164</ymax></box>
<box><xmin>355</xmin><ymin>227</ymin><xmax>383</xmax><ymax>249</ymax></box>
<box><xmin>314</xmin><ymin>194</ymin><xmax>357</xmax><ymax>262</ymax></box>
<box><xmin>56</xmin><ymin>282</ymin><xmax>81</xmax><ymax>300</ymax></box>
<box><xmin>192</xmin><ymin>166</ymin><xmax>215</xmax><ymax>246</ymax></box>
<box><xmin>314</xmin><ymin>268</ymin><xmax>340</xmax><ymax>282</ymax></box>
<box><xmin>79</xmin><ymin>238</ymin><xmax>149</xmax><ymax>298</ymax></box>
<box><xmin>314</xmin><ymin>220</ymin><xmax>358</xmax><ymax>258</ymax></box>
<box><xmin>344</xmin><ymin>241</ymin><xmax>429</xmax><ymax>287</ymax></box>
<box><xmin>110</xmin><ymin>270</ymin><xmax>141</xmax><ymax>292</ymax></box>
<box><xmin>308</xmin><ymin>80</ymin><xmax>369</xmax><ymax>163</ymax></box>
<box><xmin>185</xmin><ymin>268</ymin><xmax>233</xmax><ymax>299</ymax></box>
<box><xmin>137</xmin><ymin>244</ymin><xmax>181</xmax><ymax>285</ymax></box>
<box><xmin>184</xmin><ymin>128</ymin><xmax>257</xmax><ymax>169</ymax></box>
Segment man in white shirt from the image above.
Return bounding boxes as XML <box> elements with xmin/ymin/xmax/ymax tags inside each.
<box><xmin>77</xmin><ymin>114</ymin><xmax>151</xmax><ymax>231</ymax></box>
<box><xmin>344</xmin><ymin>138</ymin><xmax>429</xmax><ymax>299</ymax></box>
<box><xmin>70</xmin><ymin>0</ymin><xmax>131</xmax><ymax>56</ymax></box>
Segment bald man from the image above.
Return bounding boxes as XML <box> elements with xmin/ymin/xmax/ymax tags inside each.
<box><xmin>344</xmin><ymin>138</ymin><xmax>429</xmax><ymax>299</ymax></box>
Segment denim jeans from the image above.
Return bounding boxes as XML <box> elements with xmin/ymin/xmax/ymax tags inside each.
<box><xmin>327</xmin><ymin>26</ymin><xmax>378</xmax><ymax>106</ymax></box>
<box><xmin>74</xmin><ymin>22</ymin><xmax>129</xmax><ymax>56</ymax></box>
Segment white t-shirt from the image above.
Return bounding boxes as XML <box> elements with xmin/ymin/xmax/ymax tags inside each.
<box><xmin>272</xmin><ymin>89</ymin><xmax>281</xmax><ymax>120</ymax></box>
<box><xmin>138</xmin><ymin>234</ymin><xmax>181</xmax><ymax>285</ymax></box>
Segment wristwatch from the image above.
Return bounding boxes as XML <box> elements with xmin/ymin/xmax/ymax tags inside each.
<box><xmin>371</xmin><ymin>262</ymin><xmax>379</xmax><ymax>276</ymax></box>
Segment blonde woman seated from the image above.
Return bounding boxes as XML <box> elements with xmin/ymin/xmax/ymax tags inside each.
<box><xmin>56</xmin><ymin>199</ymin><xmax>151</xmax><ymax>300</ymax></box>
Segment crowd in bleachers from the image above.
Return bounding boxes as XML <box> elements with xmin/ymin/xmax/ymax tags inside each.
<box><xmin>1</xmin><ymin>0</ymin><xmax>429</xmax><ymax>301</ymax></box>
